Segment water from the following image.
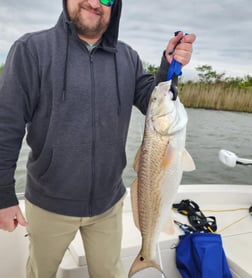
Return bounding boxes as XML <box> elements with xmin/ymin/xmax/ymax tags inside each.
<box><xmin>15</xmin><ymin>108</ymin><xmax>252</xmax><ymax>193</ymax></box>
<box><xmin>123</xmin><ymin>108</ymin><xmax>252</xmax><ymax>187</ymax></box>
<box><xmin>182</xmin><ymin>109</ymin><xmax>252</xmax><ymax>185</ymax></box>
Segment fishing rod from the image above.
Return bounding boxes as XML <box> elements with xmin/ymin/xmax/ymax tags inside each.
<box><xmin>219</xmin><ymin>149</ymin><xmax>252</xmax><ymax>167</ymax></box>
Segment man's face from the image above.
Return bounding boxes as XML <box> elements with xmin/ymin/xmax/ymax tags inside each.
<box><xmin>67</xmin><ymin>0</ymin><xmax>112</xmax><ymax>41</ymax></box>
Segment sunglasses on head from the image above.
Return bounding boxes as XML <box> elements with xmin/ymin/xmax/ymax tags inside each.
<box><xmin>100</xmin><ymin>0</ymin><xmax>115</xmax><ymax>6</ymax></box>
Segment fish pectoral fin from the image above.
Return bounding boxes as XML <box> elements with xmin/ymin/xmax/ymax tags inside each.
<box><xmin>133</xmin><ymin>146</ymin><xmax>142</xmax><ymax>172</ymax></box>
<box><xmin>130</xmin><ymin>178</ymin><xmax>140</xmax><ymax>230</ymax></box>
<box><xmin>182</xmin><ymin>149</ymin><xmax>196</xmax><ymax>172</ymax></box>
<box><xmin>162</xmin><ymin>144</ymin><xmax>175</xmax><ymax>169</ymax></box>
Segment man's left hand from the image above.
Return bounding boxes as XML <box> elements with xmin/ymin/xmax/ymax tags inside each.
<box><xmin>166</xmin><ymin>32</ymin><xmax>196</xmax><ymax>66</ymax></box>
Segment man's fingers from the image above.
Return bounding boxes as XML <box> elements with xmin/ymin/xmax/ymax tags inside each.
<box><xmin>167</xmin><ymin>32</ymin><xmax>184</xmax><ymax>54</ymax></box>
<box><xmin>0</xmin><ymin>205</ymin><xmax>28</xmax><ymax>232</ymax></box>
<box><xmin>182</xmin><ymin>33</ymin><xmax>196</xmax><ymax>44</ymax></box>
<box><xmin>16</xmin><ymin>209</ymin><xmax>28</xmax><ymax>227</ymax></box>
<box><xmin>0</xmin><ymin>220</ymin><xmax>16</xmax><ymax>232</ymax></box>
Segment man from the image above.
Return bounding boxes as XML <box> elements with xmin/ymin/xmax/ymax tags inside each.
<box><xmin>0</xmin><ymin>0</ymin><xmax>196</xmax><ymax>277</ymax></box>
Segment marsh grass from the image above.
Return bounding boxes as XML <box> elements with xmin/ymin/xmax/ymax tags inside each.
<box><xmin>179</xmin><ymin>82</ymin><xmax>252</xmax><ymax>112</ymax></box>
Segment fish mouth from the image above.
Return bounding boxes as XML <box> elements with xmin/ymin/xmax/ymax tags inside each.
<box><xmin>151</xmin><ymin>112</ymin><xmax>169</xmax><ymax>120</ymax></box>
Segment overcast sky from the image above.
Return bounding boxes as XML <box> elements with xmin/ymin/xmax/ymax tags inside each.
<box><xmin>0</xmin><ymin>0</ymin><xmax>251</xmax><ymax>80</ymax></box>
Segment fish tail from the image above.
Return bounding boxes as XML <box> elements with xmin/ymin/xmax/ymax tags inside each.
<box><xmin>128</xmin><ymin>252</ymin><xmax>167</xmax><ymax>278</ymax></box>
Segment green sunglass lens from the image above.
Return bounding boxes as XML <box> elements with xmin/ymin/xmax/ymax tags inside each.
<box><xmin>100</xmin><ymin>0</ymin><xmax>115</xmax><ymax>6</ymax></box>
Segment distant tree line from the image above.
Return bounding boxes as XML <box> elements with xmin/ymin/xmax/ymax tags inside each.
<box><xmin>1</xmin><ymin>62</ymin><xmax>252</xmax><ymax>91</ymax></box>
<box><xmin>143</xmin><ymin>62</ymin><xmax>252</xmax><ymax>112</ymax></box>
<box><xmin>144</xmin><ymin>62</ymin><xmax>252</xmax><ymax>91</ymax></box>
<box><xmin>195</xmin><ymin>64</ymin><xmax>252</xmax><ymax>90</ymax></box>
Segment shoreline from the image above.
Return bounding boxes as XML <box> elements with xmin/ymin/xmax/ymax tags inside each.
<box><xmin>179</xmin><ymin>83</ymin><xmax>252</xmax><ymax>113</ymax></box>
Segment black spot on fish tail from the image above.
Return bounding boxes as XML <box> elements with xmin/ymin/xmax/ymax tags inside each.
<box><xmin>128</xmin><ymin>253</ymin><xmax>168</xmax><ymax>278</ymax></box>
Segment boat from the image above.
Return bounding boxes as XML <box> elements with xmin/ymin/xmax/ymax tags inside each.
<box><xmin>1</xmin><ymin>151</ymin><xmax>252</xmax><ymax>278</ymax></box>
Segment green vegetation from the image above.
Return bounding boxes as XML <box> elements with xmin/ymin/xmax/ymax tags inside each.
<box><xmin>143</xmin><ymin>62</ymin><xmax>159</xmax><ymax>76</ymax></box>
<box><xmin>179</xmin><ymin>82</ymin><xmax>252</xmax><ymax>113</ymax></box>
<box><xmin>145</xmin><ymin>63</ymin><xmax>252</xmax><ymax>113</ymax></box>
<box><xmin>179</xmin><ymin>65</ymin><xmax>252</xmax><ymax>112</ymax></box>
<box><xmin>0</xmin><ymin>64</ymin><xmax>4</xmax><ymax>73</ymax></box>
<box><xmin>1</xmin><ymin>62</ymin><xmax>251</xmax><ymax>112</ymax></box>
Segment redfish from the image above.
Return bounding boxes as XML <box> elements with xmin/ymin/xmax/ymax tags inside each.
<box><xmin>129</xmin><ymin>81</ymin><xmax>195</xmax><ymax>277</ymax></box>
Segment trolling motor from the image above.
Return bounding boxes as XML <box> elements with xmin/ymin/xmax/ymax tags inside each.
<box><xmin>219</xmin><ymin>149</ymin><xmax>252</xmax><ymax>167</ymax></box>
<box><xmin>219</xmin><ymin>150</ymin><xmax>252</xmax><ymax>218</ymax></box>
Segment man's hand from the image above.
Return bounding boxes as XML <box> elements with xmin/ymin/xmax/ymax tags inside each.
<box><xmin>166</xmin><ymin>32</ymin><xmax>196</xmax><ymax>65</ymax></box>
<box><xmin>0</xmin><ymin>205</ymin><xmax>28</xmax><ymax>232</ymax></box>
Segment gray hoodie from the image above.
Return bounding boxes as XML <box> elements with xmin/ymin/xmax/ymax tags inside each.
<box><xmin>0</xmin><ymin>0</ymin><xmax>170</xmax><ymax>216</ymax></box>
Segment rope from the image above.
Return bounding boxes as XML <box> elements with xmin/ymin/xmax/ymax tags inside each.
<box><xmin>202</xmin><ymin>208</ymin><xmax>248</xmax><ymax>213</ymax></box>
<box><xmin>217</xmin><ymin>213</ymin><xmax>251</xmax><ymax>234</ymax></box>
<box><xmin>202</xmin><ymin>207</ymin><xmax>252</xmax><ymax>234</ymax></box>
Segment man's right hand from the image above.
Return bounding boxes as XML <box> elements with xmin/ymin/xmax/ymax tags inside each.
<box><xmin>0</xmin><ymin>205</ymin><xmax>28</xmax><ymax>232</ymax></box>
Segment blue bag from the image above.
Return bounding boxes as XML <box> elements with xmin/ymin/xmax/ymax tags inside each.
<box><xmin>176</xmin><ymin>233</ymin><xmax>232</xmax><ymax>278</ymax></box>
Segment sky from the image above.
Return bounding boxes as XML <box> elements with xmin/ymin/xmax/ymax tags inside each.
<box><xmin>0</xmin><ymin>0</ymin><xmax>251</xmax><ymax>80</ymax></box>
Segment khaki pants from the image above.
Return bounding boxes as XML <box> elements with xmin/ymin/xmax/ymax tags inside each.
<box><xmin>25</xmin><ymin>197</ymin><xmax>126</xmax><ymax>278</ymax></box>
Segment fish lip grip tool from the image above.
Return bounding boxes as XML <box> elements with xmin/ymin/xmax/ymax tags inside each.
<box><xmin>167</xmin><ymin>31</ymin><xmax>188</xmax><ymax>100</ymax></box>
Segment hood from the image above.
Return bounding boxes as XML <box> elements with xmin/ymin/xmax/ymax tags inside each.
<box><xmin>62</xmin><ymin>0</ymin><xmax>122</xmax><ymax>49</ymax></box>
<box><xmin>60</xmin><ymin>0</ymin><xmax>122</xmax><ymax>109</ymax></box>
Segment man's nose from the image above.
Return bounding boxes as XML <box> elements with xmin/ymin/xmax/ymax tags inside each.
<box><xmin>88</xmin><ymin>0</ymin><xmax>101</xmax><ymax>8</ymax></box>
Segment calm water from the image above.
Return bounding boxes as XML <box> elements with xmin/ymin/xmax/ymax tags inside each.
<box><xmin>15</xmin><ymin>108</ymin><xmax>252</xmax><ymax>193</ymax></box>
<box><xmin>123</xmin><ymin>108</ymin><xmax>252</xmax><ymax>187</ymax></box>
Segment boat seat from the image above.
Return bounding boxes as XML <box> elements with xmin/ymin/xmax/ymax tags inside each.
<box><xmin>60</xmin><ymin>221</ymin><xmax>252</xmax><ymax>278</ymax></box>
<box><xmin>58</xmin><ymin>188</ymin><xmax>252</xmax><ymax>278</ymax></box>
<box><xmin>223</xmin><ymin>233</ymin><xmax>252</xmax><ymax>278</ymax></box>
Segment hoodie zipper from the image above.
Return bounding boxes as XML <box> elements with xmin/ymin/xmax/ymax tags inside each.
<box><xmin>89</xmin><ymin>51</ymin><xmax>96</xmax><ymax>216</ymax></box>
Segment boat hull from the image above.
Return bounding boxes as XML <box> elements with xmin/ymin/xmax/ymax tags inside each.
<box><xmin>1</xmin><ymin>184</ymin><xmax>251</xmax><ymax>278</ymax></box>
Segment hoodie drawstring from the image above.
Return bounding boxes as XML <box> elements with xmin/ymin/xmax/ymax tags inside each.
<box><xmin>62</xmin><ymin>23</ymin><xmax>70</xmax><ymax>101</ymax></box>
<box><xmin>62</xmin><ymin>22</ymin><xmax>121</xmax><ymax>116</ymax></box>
<box><xmin>114</xmin><ymin>52</ymin><xmax>121</xmax><ymax>115</ymax></box>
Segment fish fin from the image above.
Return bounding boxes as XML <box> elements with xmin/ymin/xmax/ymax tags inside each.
<box><xmin>133</xmin><ymin>146</ymin><xmax>142</xmax><ymax>172</ymax></box>
<box><xmin>162</xmin><ymin>145</ymin><xmax>175</xmax><ymax>169</ymax></box>
<box><xmin>162</xmin><ymin>214</ymin><xmax>176</xmax><ymax>235</ymax></box>
<box><xmin>128</xmin><ymin>252</ymin><xmax>167</xmax><ymax>278</ymax></box>
<box><xmin>182</xmin><ymin>149</ymin><xmax>196</xmax><ymax>172</ymax></box>
<box><xmin>130</xmin><ymin>178</ymin><xmax>140</xmax><ymax>229</ymax></box>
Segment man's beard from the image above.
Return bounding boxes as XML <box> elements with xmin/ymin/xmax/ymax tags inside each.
<box><xmin>70</xmin><ymin>4</ymin><xmax>110</xmax><ymax>40</ymax></box>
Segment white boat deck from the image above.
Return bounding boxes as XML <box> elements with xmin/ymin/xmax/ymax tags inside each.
<box><xmin>0</xmin><ymin>184</ymin><xmax>252</xmax><ymax>278</ymax></box>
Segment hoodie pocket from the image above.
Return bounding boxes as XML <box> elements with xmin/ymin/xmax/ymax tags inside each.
<box><xmin>93</xmin><ymin>139</ymin><xmax>127</xmax><ymax>198</ymax></box>
<box><xmin>28</xmin><ymin>145</ymin><xmax>92</xmax><ymax>200</ymax></box>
